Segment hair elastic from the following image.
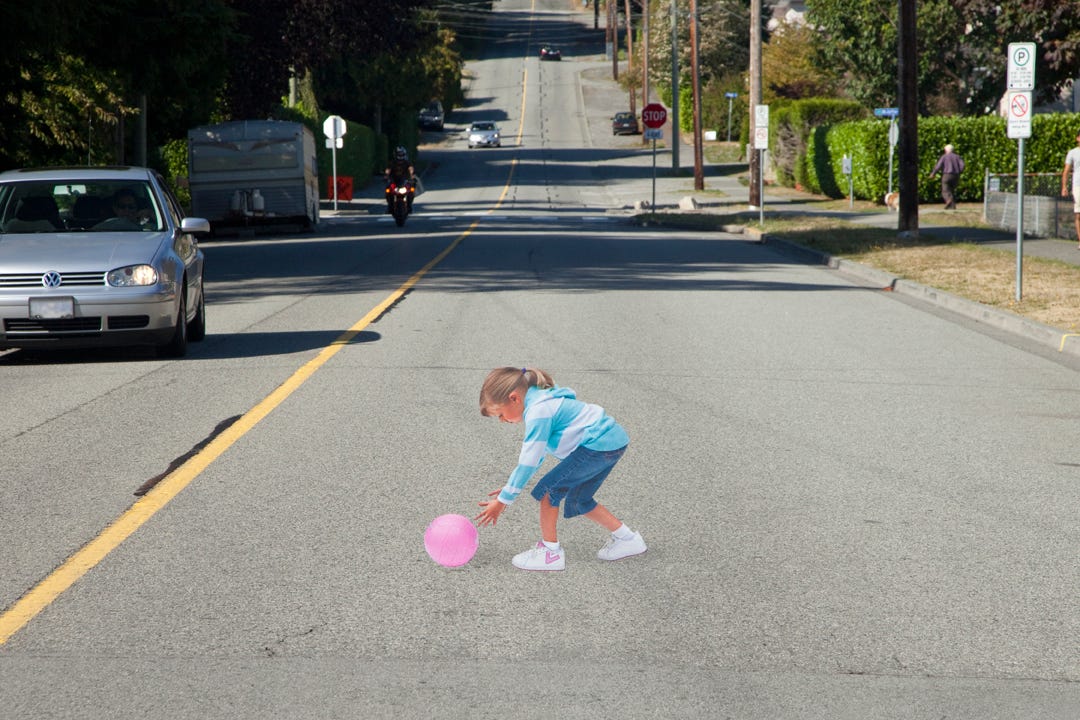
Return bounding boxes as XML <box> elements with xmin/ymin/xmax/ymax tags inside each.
<box><xmin>521</xmin><ymin>367</ymin><xmax>527</xmax><ymax>374</ymax></box>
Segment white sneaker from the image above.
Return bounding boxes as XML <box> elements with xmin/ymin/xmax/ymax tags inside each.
<box><xmin>597</xmin><ymin>531</ymin><xmax>647</xmax><ymax>561</ymax></box>
<box><xmin>512</xmin><ymin>541</ymin><xmax>566</xmax><ymax>571</ymax></box>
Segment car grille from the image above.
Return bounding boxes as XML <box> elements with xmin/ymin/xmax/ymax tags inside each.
<box><xmin>5</xmin><ymin>317</ymin><xmax>102</xmax><ymax>334</ymax></box>
<box><xmin>107</xmin><ymin>315</ymin><xmax>150</xmax><ymax>329</ymax></box>
<box><xmin>0</xmin><ymin>272</ymin><xmax>106</xmax><ymax>288</ymax></box>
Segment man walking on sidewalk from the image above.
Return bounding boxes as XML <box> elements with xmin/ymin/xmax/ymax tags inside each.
<box><xmin>931</xmin><ymin>144</ymin><xmax>964</xmax><ymax>209</ymax></box>
<box><xmin>1060</xmin><ymin>131</ymin><xmax>1080</xmax><ymax>248</ymax></box>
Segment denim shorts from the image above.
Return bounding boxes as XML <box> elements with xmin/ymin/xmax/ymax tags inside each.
<box><xmin>530</xmin><ymin>445</ymin><xmax>627</xmax><ymax>518</ymax></box>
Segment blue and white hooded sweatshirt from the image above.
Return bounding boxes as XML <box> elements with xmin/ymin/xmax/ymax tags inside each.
<box><xmin>497</xmin><ymin>385</ymin><xmax>629</xmax><ymax>506</ymax></box>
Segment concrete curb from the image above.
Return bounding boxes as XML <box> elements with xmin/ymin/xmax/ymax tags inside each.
<box><xmin>747</xmin><ymin>227</ymin><xmax>1080</xmax><ymax>360</ymax></box>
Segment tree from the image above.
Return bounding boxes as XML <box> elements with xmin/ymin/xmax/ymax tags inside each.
<box><xmin>761</xmin><ymin>22</ymin><xmax>839</xmax><ymax>101</ymax></box>
<box><xmin>645</xmin><ymin>0</ymin><xmax>767</xmax><ymax>135</ymax></box>
<box><xmin>647</xmin><ymin>0</ymin><xmax>757</xmax><ymax>93</ymax></box>
<box><xmin>221</xmin><ymin>0</ymin><xmax>436</xmax><ymax>120</ymax></box>
<box><xmin>806</xmin><ymin>0</ymin><xmax>1080</xmax><ymax>116</ymax></box>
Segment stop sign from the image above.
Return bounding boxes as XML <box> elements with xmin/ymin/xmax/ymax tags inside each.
<box><xmin>642</xmin><ymin>103</ymin><xmax>667</xmax><ymax>129</ymax></box>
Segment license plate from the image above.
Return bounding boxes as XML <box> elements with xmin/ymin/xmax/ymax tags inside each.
<box><xmin>29</xmin><ymin>297</ymin><xmax>74</xmax><ymax>319</ymax></box>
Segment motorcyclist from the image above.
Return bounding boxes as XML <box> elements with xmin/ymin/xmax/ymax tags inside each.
<box><xmin>384</xmin><ymin>146</ymin><xmax>416</xmax><ymax>214</ymax></box>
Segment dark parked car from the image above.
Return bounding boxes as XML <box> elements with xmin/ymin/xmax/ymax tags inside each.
<box><xmin>418</xmin><ymin>101</ymin><xmax>444</xmax><ymax>131</ymax></box>
<box><xmin>540</xmin><ymin>46</ymin><xmax>562</xmax><ymax>61</ymax></box>
<box><xmin>612</xmin><ymin>112</ymin><xmax>638</xmax><ymax>135</ymax></box>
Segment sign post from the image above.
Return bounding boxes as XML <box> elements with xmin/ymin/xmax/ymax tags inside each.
<box><xmin>874</xmin><ymin>108</ymin><xmax>900</xmax><ymax>195</ymax></box>
<box><xmin>642</xmin><ymin>103</ymin><xmax>668</xmax><ymax>212</ymax></box>
<box><xmin>754</xmin><ymin>105</ymin><xmax>769</xmax><ymax>225</ymax></box>
<box><xmin>725</xmin><ymin>92</ymin><xmax>738</xmax><ymax>142</ymax></box>
<box><xmin>1007</xmin><ymin>42</ymin><xmax>1035</xmax><ymax>301</ymax></box>
<box><xmin>322</xmin><ymin>115</ymin><xmax>347</xmax><ymax>210</ymax></box>
<box><xmin>842</xmin><ymin>155</ymin><xmax>854</xmax><ymax>208</ymax></box>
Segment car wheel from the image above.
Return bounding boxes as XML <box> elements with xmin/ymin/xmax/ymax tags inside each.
<box><xmin>159</xmin><ymin>289</ymin><xmax>188</xmax><ymax>358</ymax></box>
<box><xmin>187</xmin><ymin>288</ymin><xmax>206</xmax><ymax>342</ymax></box>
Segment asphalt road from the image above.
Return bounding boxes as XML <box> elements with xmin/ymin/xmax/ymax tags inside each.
<box><xmin>1</xmin><ymin>1</ymin><xmax>1078</xmax><ymax>718</ymax></box>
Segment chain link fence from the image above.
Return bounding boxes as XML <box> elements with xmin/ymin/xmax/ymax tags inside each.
<box><xmin>984</xmin><ymin>171</ymin><xmax>1076</xmax><ymax>241</ymax></box>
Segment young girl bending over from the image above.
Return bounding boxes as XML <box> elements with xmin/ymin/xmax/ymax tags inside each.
<box><xmin>474</xmin><ymin>367</ymin><xmax>646</xmax><ymax>571</ymax></box>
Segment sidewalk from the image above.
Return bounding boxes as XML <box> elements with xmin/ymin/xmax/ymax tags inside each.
<box><xmin>574</xmin><ymin>62</ymin><xmax>1080</xmax><ymax>268</ymax></box>
<box><xmin>573</xmin><ymin>62</ymin><xmax>1080</xmax><ymax>358</ymax></box>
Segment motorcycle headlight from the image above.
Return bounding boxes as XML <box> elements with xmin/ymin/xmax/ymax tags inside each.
<box><xmin>107</xmin><ymin>265</ymin><xmax>158</xmax><ymax>287</ymax></box>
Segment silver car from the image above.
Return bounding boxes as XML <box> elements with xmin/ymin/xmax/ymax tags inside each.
<box><xmin>0</xmin><ymin>166</ymin><xmax>210</xmax><ymax>357</ymax></box>
<box><xmin>468</xmin><ymin>121</ymin><xmax>501</xmax><ymax>148</ymax></box>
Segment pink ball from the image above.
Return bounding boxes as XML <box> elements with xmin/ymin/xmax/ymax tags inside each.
<box><xmin>423</xmin><ymin>514</ymin><xmax>479</xmax><ymax>567</ymax></box>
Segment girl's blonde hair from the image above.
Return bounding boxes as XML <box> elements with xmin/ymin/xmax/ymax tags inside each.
<box><xmin>480</xmin><ymin>366</ymin><xmax>554</xmax><ymax>415</ymax></box>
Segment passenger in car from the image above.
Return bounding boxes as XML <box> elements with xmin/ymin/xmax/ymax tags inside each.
<box><xmin>3</xmin><ymin>196</ymin><xmax>61</xmax><ymax>233</ymax></box>
<box><xmin>70</xmin><ymin>195</ymin><xmax>107</xmax><ymax>229</ymax></box>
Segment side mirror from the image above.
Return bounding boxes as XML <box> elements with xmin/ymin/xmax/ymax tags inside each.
<box><xmin>181</xmin><ymin>217</ymin><xmax>211</xmax><ymax>235</ymax></box>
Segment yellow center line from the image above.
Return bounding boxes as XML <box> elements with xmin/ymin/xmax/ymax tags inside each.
<box><xmin>0</xmin><ymin>221</ymin><xmax>494</xmax><ymax>646</ymax></box>
<box><xmin>1</xmin><ymin>12</ymin><xmax>536</xmax><ymax>647</ymax></box>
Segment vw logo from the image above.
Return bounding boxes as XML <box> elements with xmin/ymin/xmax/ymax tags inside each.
<box><xmin>41</xmin><ymin>271</ymin><xmax>62</xmax><ymax>288</ymax></box>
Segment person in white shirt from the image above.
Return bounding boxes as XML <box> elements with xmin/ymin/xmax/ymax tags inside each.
<box><xmin>1060</xmin><ymin>131</ymin><xmax>1080</xmax><ymax>248</ymax></box>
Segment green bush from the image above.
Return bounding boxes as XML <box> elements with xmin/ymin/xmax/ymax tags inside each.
<box><xmin>802</xmin><ymin>112</ymin><xmax>1080</xmax><ymax>203</ymax></box>
<box><xmin>159</xmin><ymin>138</ymin><xmax>191</xmax><ymax>210</ymax></box>
<box><xmin>271</xmin><ymin>104</ymin><xmax>387</xmax><ymax>198</ymax></box>
<box><xmin>315</xmin><ymin>116</ymin><xmax>383</xmax><ymax>198</ymax></box>
<box><xmin>773</xmin><ymin>99</ymin><xmax>866</xmax><ymax>187</ymax></box>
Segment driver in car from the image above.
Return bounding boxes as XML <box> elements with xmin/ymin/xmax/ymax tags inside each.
<box><xmin>104</xmin><ymin>188</ymin><xmax>150</xmax><ymax>228</ymax></box>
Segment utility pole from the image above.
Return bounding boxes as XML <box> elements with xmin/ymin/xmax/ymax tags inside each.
<box><xmin>748</xmin><ymin>0</ymin><xmax>762</xmax><ymax>208</ymax></box>
<box><xmin>670</xmin><ymin>0</ymin><xmax>679</xmax><ymax>173</ymax></box>
<box><xmin>897</xmin><ymin>0</ymin><xmax>919</xmax><ymax>234</ymax></box>
<box><xmin>610</xmin><ymin>1</ymin><xmax>618</xmax><ymax>81</ymax></box>
<box><xmin>689</xmin><ymin>0</ymin><xmax>704</xmax><ymax>189</ymax></box>
<box><xmin>625</xmin><ymin>0</ymin><xmax>636</xmax><ymax>121</ymax></box>
<box><xmin>642</xmin><ymin>0</ymin><xmax>650</xmax><ymax>138</ymax></box>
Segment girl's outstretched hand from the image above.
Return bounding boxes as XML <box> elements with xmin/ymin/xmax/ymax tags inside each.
<box><xmin>475</xmin><ymin>490</ymin><xmax>506</xmax><ymax>527</ymax></box>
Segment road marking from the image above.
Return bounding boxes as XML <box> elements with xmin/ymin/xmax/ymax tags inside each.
<box><xmin>0</xmin><ymin>1</ymin><xmax>540</xmax><ymax>648</ymax></box>
<box><xmin>0</xmin><ymin>181</ymin><xmax>532</xmax><ymax>645</ymax></box>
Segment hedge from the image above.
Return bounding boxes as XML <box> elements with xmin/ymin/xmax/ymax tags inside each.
<box><xmin>772</xmin><ymin>98</ymin><xmax>867</xmax><ymax>187</ymax></box>
<box><xmin>801</xmin><ymin>112</ymin><xmax>1080</xmax><ymax>203</ymax></box>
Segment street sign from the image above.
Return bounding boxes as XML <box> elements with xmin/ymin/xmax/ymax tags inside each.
<box><xmin>725</xmin><ymin>92</ymin><xmax>738</xmax><ymax>99</ymax></box>
<box><xmin>642</xmin><ymin>106</ymin><xmax>667</xmax><ymax>210</ymax></box>
<box><xmin>874</xmin><ymin>107</ymin><xmax>899</xmax><ymax>118</ymax></box>
<box><xmin>1007</xmin><ymin>42</ymin><xmax>1036</xmax><ymax>91</ymax></box>
<box><xmin>642</xmin><ymin>103</ymin><xmax>667</xmax><ymax>129</ymax></box>
<box><xmin>888</xmin><ymin>120</ymin><xmax>899</xmax><ymax>147</ymax></box>
<box><xmin>322</xmin><ymin>115</ymin><xmax>347</xmax><ymax>140</ymax></box>
<box><xmin>1007</xmin><ymin>90</ymin><xmax>1032</xmax><ymax>139</ymax></box>
<box><xmin>754</xmin><ymin>105</ymin><xmax>769</xmax><ymax>149</ymax></box>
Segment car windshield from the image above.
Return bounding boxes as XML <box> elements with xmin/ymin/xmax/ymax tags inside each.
<box><xmin>0</xmin><ymin>179</ymin><xmax>164</xmax><ymax>233</ymax></box>
<box><xmin>616</xmin><ymin>113</ymin><xmax>633</xmax><ymax>121</ymax></box>
<box><xmin>472</xmin><ymin>123</ymin><xmax>496</xmax><ymax>131</ymax></box>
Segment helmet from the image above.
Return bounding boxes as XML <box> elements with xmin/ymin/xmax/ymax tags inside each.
<box><xmin>394</xmin><ymin>146</ymin><xmax>408</xmax><ymax>160</ymax></box>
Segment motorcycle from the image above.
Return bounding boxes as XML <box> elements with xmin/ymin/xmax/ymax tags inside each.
<box><xmin>385</xmin><ymin>178</ymin><xmax>415</xmax><ymax>227</ymax></box>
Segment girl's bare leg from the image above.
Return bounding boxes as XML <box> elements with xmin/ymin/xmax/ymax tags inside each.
<box><xmin>584</xmin><ymin>503</ymin><xmax>621</xmax><ymax>532</ymax></box>
<box><xmin>539</xmin><ymin>494</ymin><xmax>560</xmax><ymax>543</ymax></box>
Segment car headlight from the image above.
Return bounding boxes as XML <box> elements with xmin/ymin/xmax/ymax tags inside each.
<box><xmin>107</xmin><ymin>265</ymin><xmax>158</xmax><ymax>287</ymax></box>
